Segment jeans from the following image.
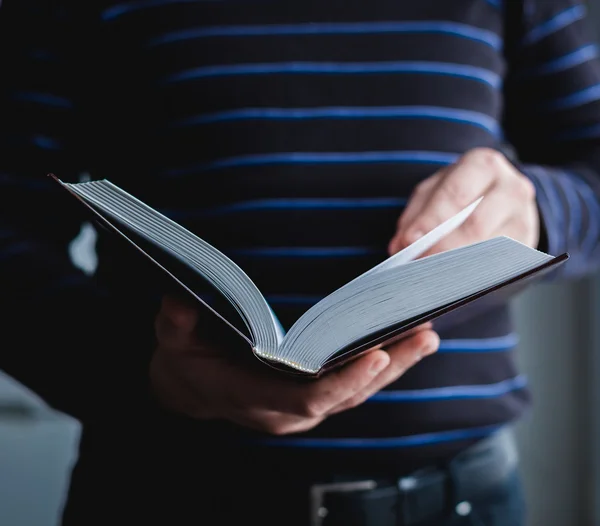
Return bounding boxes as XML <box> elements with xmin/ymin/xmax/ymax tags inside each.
<box><xmin>62</xmin><ymin>468</ymin><xmax>526</xmax><ymax>526</ymax></box>
<box><xmin>425</xmin><ymin>470</ymin><xmax>526</xmax><ymax>526</ymax></box>
<box><xmin>62</xmin><ymin>424</ymin><xmax>526</xmax><ymax>526</ymax></box>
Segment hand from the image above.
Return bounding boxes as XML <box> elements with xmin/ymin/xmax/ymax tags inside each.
<box><xmin>150</xmin><ymin>296</ymin><xmax>439</xmax><ymax>435</ymax></box>
<box><xmin>388</xmin><ymin>148</ymin><xmax>540</xmax><ymax>256</ymax></box>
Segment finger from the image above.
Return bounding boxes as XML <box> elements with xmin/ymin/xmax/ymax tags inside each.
<box><xmin>416</xmin><ymin>185</ymin><xmax>512</xmax><ymax>257</ymax></box>
<box><xmin>417</xmin><ymin>183</ymin><xmax>535</xmax><ymax>258</ymax></box>
<box><xmin>329</xmin><ymin>330</ymin><xmax>439</xmax><ymax>414</ymax></box>
<box><xmin>459</xmin><ymin>182</ymin><xmax>520</xmax><ymax>238</ymax></box>
<box><xmin>400</xmin><ymin>157</ymin><xmax>498</xmax><ymax>246</ymax></box>
<box><xmin>149</xmin><ymin>351</ymin><xmax>215</xmax><ymax>418</ymax></box>
<box><xmin>372</xmin><ymin>322</ymin><xmax>434</xmax><ymax>347</ymax></box>
<box><xmin>388</xmin><ymin>173</ymin><xmax>442</xmax><ymax>255</ymax></box>
<box><xmin>398</xmin><ymin>173</ymin><xmax>443</xmax><ymax>229</ymax></box>
<box><xmin>402</xmin><ymin>322</ymin><xmax>433</xmax><ymax>336</ymax></box>
<box><xmin>287</xmin><ymin>349</ymin><xmax>392</xmax><ymax>418</ymax></box>
<box><xmin>416</xmin><ymin>229</ymin><xmax>472</xmax><ymax>259</ymax></box>
<box><xmin>489</xmin><ymin>209</ymin><xmax>540</xmax><ymax>248</ymax></box>
<box><xmin>155</xmin><ymin>295</ymin><xmax>199</xmax><ymax>352</ymax></box>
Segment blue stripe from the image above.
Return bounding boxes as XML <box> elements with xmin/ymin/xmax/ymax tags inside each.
<box><xmin>0</xmin><ymin>174</ymin><xmax>53</xmax><ymax>192</ymax></box>
<box><xmin>536</xmin><ymin>170</ymin><xmax>568</xmax><ymax>246</ymax></box>
<box><xmin>29</xmin><ymin>49</ymin><xmax>56</xmax><ymax>61</ymax></box>
<box><xmin>485</xmin><ymin>0</ymin><xmax>501</xmax><ymax>8</ymax></box>
<box><xmin>525</xmin><ymin>44</ymin><xmax>598</xmax><ymax>76</ymax></box>
<box><xmin>436</xmin><ymin>333</ymin><xmax>519</xmax><ymax>353</ymax></box>
<box><xmin>257</xmin><ymin>424</ymin><xmax>503</xmax><ymax>448</ymax></box>
<box><xmin>556</xmin><ymin>172</ymin><xmax>582</xmax><ymax>244</ymax></box>
<box><xmin>522</xmin><ymin>5</ymin><xmax>586</xmax><ymax>46</ymax></box>
<box><xmin>524</xmin><ymin>168</ymin><xmax>561</xmax><ymax>258</ymax></box>
<box><xmin>12</xmin><ymin>91</ymin><xmax>74</xmax><ymax>109</ymax></box>
<box><xmin>554</xmin><ymin>122</ymin><xmax>600</xmax><ymax>141</ymax></box>
<box><xmin>166</xmin><ymin>151</ymin><xmax>459</xmax><ymax>176</ymax></box>
<box><xmin>207</xmin><ymin>197</ymin><xmax>408</xmax><ymax>214</ymax></box>
<box><xmin>103</xmin><ymin>0</ymin><xmax>203</xmax><ymax>20</ymax></box>
<box><xmin>173</xmin><ymin>106</ymin><xmax>500</xmax><ymax>135</ymax></box>
<box><xmin>527</xmin><ymin>167</ymin><xmax>565</xmax><ymax>256</ymax></box>
<box><xmin>0</xmin><ymin>228</ymin><xmax>18</xmax><ymax>241</ymax></box>
<box><xmin>541</xmin><ymin>83</ymin><xmax>600</xmax><ymax>111</ymax></box>
<box><xmin>228</xmin><ymin>247</ymin><xmax>383</xmax><ymax>257</ymax></box>
<box><xmin>369</xmin><ymin>375</ymin><xmax>527</xmax><ymax>402</ymax></box>
<box><xmin>571</xmin><ymin>173</ymin><xmax>600</xmax><ymax>255</ymax></box>
<box><xmin>0</xmin><ymin>242</ymin><xmax>36</xmax><ymax>262</ymax></box>
<box><xmin>31</xmin><ymin>135</ymin><xmax>62</xmax><ymax>150</ymax></box>
<box><xmin>164</xmin><ymin>62</ymin><xmax>501</xmax><ymax>88</ymax></box>
<box><xmin>162</xmin><ymin>197</ymin><xmax>407</xmax><ymax>220</ymax></box>
<box><xmin>149</xmin><ymin>21</ymin><xmax>501</xmax><ymax>49</ymax></box>
<box><xmin>41</xmin><ymin>274</ymin><xmax>99</xmax><ymax>297</ymax></box>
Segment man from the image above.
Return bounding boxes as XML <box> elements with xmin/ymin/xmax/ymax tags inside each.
<box><xmin>1</xmin><ymin>0</ymin><xmax>599</xmax><ymax>524</ymax></box>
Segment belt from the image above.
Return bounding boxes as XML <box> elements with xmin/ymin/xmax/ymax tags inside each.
<box><xmin>309</xmin><ymin>428</ymin><xmax>518</xmax><ymax>526</ymax></box>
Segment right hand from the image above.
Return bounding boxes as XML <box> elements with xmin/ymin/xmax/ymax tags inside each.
<box><xmin>150</xmin><ymin>296</ymin><xmax>440</xmax><ymax>435</ymax></box>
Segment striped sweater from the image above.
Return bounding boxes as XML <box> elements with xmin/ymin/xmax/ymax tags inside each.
<box><xmin>1</xmin><ymin>0</ymin><xmax>600</xmax><ymax>472</ymax></box>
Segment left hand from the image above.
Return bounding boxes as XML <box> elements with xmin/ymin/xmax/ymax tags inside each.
<box><xmin>388</xmin><ymin>147</ymin><xmax>540</xmax><ymax>256</ymax></box>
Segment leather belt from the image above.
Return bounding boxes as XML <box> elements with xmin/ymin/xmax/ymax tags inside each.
<box><xmin>309</xmin><ymin>428</ymin><xmax>518</xmax><ymax>526</ymax></box>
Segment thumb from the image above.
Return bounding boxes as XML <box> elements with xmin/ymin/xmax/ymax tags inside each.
<box><xmin>155</xmin><ymin>295</ymin><xmax>199</xmax><ymax>352</ymax></box>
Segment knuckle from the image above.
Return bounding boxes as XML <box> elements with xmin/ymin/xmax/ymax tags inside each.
<box><xmin>464</xmin><ymin>147</ymin><xmax>506</xmax><ymax>168</ymax></box>
<box><xmin>414</xmin><ymin>178</ymin><xmax>431</xmax><ymax>194</ymax></box>
<box><xmin>293</xmin><ymin>418</ymin><xmax>324</xmax><ymax>434</ymax></box>
<box><xmin>255</xmin><ymin>415</ymin><xmax>296</xmax><ymax>436</ymax></box>
<box><xmin>414</xmin><ymin>329</ymin><xmax>436</xmax><ymax>346</ymax></box>
<box><xmin>294</xmin><ymin>398</ymin><xmax>326</xmax><ymax>419</ymax></box>
<box><xmin>403</xmin><ymin>330</ymin><xmax>439</xmax><ymax>357</ymax></box>
<box><xmin>343</xmin><ymin>395</ymin><xmax>364</xmax><ymax>410</ymax></box>
<box><xmin>514</xmin><ymin>175</ymin><xmax>536</xmax><ymax>200</ymax></box>
<box><xmin>260</xmin><ymin>421</ymin><xmax>283</xmax><ymax>435</ymax></box>
<box><xmin>264</xmin><ymin>421</ymin><xmax>291</xmax><ymax>436</ymax></box>
<box><xmin>337</xmin><ymin>393</ymin><xmax>368</xmax><ymax>412</ymax></box>
<box><xmin>265</xmin><ymin>417</ymin><xmax>322</xmax><ymax>435</ymax></box>
<box><xmin>440</xmin><ymin>178</ymin><xmax>469</xmax><ymax>203</ymax></box>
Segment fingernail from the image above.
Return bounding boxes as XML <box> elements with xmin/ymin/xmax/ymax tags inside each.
<box><xmin>369</xmin><ymin>357</ymin><xmax>389</xmax><ymax>376</ymax></box>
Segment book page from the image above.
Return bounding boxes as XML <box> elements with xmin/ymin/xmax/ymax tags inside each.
<box><xmin>359</xmin><ymin>196</ymin><xmax>483</xmax><ymax>279</ymax></box>
<box><xmin>60</xmin><ymin>178</ymin><xmax>283</xmax><ymax>354</ymax></box>
<box><xmin>278</xmin><ymin>235</ymin><xmax>553</xmax><ymax>373</ymax></box>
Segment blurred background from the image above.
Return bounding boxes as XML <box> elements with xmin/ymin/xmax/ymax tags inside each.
<box><xmin>2</xmin><ymin>3</ymin><xmax>600</xmax><ymax>526</ymax></box>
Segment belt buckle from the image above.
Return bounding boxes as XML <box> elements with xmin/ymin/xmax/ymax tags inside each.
<box><xmin>309</xmin><ymin>480</ymin><xmax>377</xmax><ymax>526</ymax></box>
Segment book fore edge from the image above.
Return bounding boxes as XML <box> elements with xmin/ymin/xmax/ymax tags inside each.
<box><xmin>253</xmin><ymin>348</ymin><xmax>318</xmax><ymax>374</ymax></box>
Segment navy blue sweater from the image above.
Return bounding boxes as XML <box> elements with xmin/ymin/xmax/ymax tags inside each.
<box><xmin>1</xmin><ymin>0</ymin><xmax>600</xmax><ymax>472</ymax></box>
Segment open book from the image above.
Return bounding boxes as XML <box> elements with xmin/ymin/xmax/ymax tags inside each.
<box><xmin>51</xmin><ymin>175</ymin><xmax>568</xmax><ymax>376</ymax></box>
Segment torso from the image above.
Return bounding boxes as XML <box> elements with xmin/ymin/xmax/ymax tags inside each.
<box><xmin>91</xmin><ymin>0</ymin><xmax>526</xmax><ymax>469</ymax></box>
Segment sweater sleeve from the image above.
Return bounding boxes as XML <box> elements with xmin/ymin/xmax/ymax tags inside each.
<box><xmin>503</xmin><ymin>0</ymin><xmax>600</xmax><ymax>279</ymax></box>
